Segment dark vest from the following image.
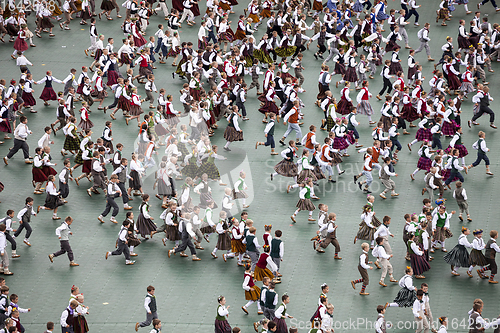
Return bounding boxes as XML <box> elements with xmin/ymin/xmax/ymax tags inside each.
<box><xmin>264</xmin><ymin>290</ymin><xmax>276</xmax><ymax>309</ymax></box>
<box><xmin>267</xmin><ymin>120</ymin><xmax>275</xmax><ymax>136</ymax></box>
<box><xmin>270</xmin><ymin>238</ymin><xmax>282</xmax><ymax>258</ymax></box>
<box><xmin>245</xmin><ymin>234</ymin><xmax>256</xmax><ymax>252</ymax></box>
<box><xmin>485</xmin><ymin>239</ymin><xmax>497</xmax><ymax>259</ymax></box>
<box><xmin>147</xmin><ymin>294</ymin><xmax>157</xmax><ymax>313</ymax></box>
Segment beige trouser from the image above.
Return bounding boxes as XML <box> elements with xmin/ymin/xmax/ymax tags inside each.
<box><xmin>0</xmin><ymin>251</ymin><xmax>9</xmax><ymax>268</ymax></box>
<box><xmin>380</xmin><ymin>257</ymin><xmax>393</xmax><ymax>280</ymax></box>
<box><xmin>382</xmin><ymin>235</ymin><xmax>392</xmax><ymax>255</ymax></box>
<box><xmin>425</xmin><ymin>305</ymin><xmax>434</xmax><ymax>330</ymax></box>
<box><xmin>415</xmin><ymin>310</ymin><xmax>430</xmax><ymax>333</ymax></box>
<box><xmin>156</xmin><ymin>2</ymin><xmax>168</xmax><ymax>16</ymax></box>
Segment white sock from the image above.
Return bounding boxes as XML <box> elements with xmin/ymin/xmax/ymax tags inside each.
<box><xmin>464</xmin><ymin>4</ymin><xmax>469</xmax><ymax>10</ymax></box>
<box><xmin>368</xmin><ymin>115</ymin><xmax>372</xmax><ymax>121</ymax></box>
<box><xmin>336</xmin><ymin>164</ymin><xmax>342</xmax><ymax>172</ymax></box>
<box><xmin>238</xmin><ymin>253</ymin><xmax>243</xmax><ymax>262</ymax></box>
<box><xmin>130</xmin><ymin>246</ymin><xmax>134</xmax><ymax>253</ymax></box>
<box><xmin>293</xmin><ymin>209</ymin><xmax>299</xmax><ymax>216</ymax></box>
<box><xmin>468</xmin><ymin>265</ymin><xmax>474</xmax><ymax>272</ymax></box>
<box><xmin>226</xmin><ymin>251</ymin><xmax>235</xmax><ymax>257</ymax></box>
<box><xmin>224</xmin><ymin>141</ymin><xmax>231</xmax><ymax>148</ymax></box>
<box><xmin>242</xmin><ymin>198</ymin><xmax>246</xmax><ymax>205</ymax></box>
<box><xmin>388</xmin><ymin>303</ymin><xmax>399</xmax><ymax>307</ymax></box>
<box><xmin>244</xmin><ymin>301</ymin><xmax>254</xmax><ymax>308</ymax></box>
<box><xmin>308</xmin><ymin>211</ymin><xmax>313</xmax><ymax>217</ymax></box>
<box><xmin>291</xmin><ymin>184</ymin><xmax>300</xmax><ymax>189</ymax></box>
<box><xmin>412</xmin><ymin>168</ymin><xmax>420</xmax><ymax>176</ymax></box>
<box><xmin>213</xmin><ymin>247</ymin><xmax>218</xmax><ymax>254</ymax></box>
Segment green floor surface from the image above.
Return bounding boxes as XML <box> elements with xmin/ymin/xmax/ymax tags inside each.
<box><xmin>0</xmin><ymin>0</ymin><xmax>499</xmax><ymax>332</ymax></box>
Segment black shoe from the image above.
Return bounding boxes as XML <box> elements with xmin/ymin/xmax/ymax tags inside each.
<box><xmin>172</xmin><ymin>72</ymin><xmax>175</xmax><ymax>79</ymax></box>
<box><xmin>295</xmin><ymin>142</ymin><xmax>302</xmax><ymax>146</ymax></box>
<box><xmin>354</xmin><ymin>175</ymin><xmax>358</xmax><ymax>183</ymax></box>
<box><xmin>279</xmin><ymin>140</ymin><xmax>285</xmax><ymax>145</ymax></box>
<box><xmin>223</xmin><ymin>147</ymin><xmax>231</xmax><ymax>151</ymax></box>
<box><xmin>314</xmin><ymin>53</ymin><xmax>318</xmax><ymax>60</ymax></box>
<box><xmin>358</xmin><ymin>182</ymin><xmax>362</xmax><ymax>190</ymax></box>
<box><xmin>365</xmin><ymin>189</ymin><xmax>372</xmax><ymax>194</ymax></box>
<box><xmin>339</xmin><ymin>170</ymin><xmax>345</xmax><ymax>175</ymax></box>
<box><xmin>270</xmin><ymin>173</ymin><xmax>273</xmax><ymax>181</ymax></box>
<box><xmin>319</xmin><ymin>54</ymin><xmax>324</xmax><ymax>59</ymax></box>
<box><xmin>329</xmin><ymin>179</ymin><xmax>336</xmax><ymax>183</ymax></box>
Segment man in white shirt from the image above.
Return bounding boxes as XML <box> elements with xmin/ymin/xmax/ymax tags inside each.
<box><xmin>4</xmin><ymin>116</ymin><xmax>32</xmax><ymax>165</ymax></box>
<box><xmin>412</xmin><ymin>290</ymin><xmax>430</xmax><ymax>333</ymax></box>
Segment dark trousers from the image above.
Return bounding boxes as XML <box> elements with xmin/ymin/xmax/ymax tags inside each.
<box><xmin>292</xmin><ymin>44</ymin><xmax>306</xmax><ymax>58</ymax></box>
<box><xmin>318</xmin><ymin>43</ymin><xmax>327</xmax><ymax>55</ymax></box>
<box><xmin>379</xmin><ymin>78</ymin><xmax>392</xmax><ymax>96</ymax></box>
<box><xmin>154</xmin><ymin>37</ymin><xmax>162</xmax><ymax>53</ymax></box>
<box><xmin>160</xmin><ymin>44</ymin><xmax>169</xmax><ymax>58</ymax></box>
<box><xmin>397</xmin><ymin>116</ymin><xmax>407</xmax><ymax>130</ymax></box>
<box><xmin>102</xmin><ymin>195</ymin><xmax>119</xmax><ymax>217</ymax></box>
<box><xmin>107</xmin><ymin>97</ymin><xmax>119</xmax><ymax>109</ymax></box>
<box><xmin>61</xmin><ymin>327</ymin><xmax>74</xmax><ymax>333</ymax></box>
<box><xmin>139</xmin><ymin>311</ymin><xmax>158</xmax><ymax>327</ymax></box>
<box><xmin>472</xmin><ymin>106</ymin><xmax>495</xmax><ymax>123</ymax></box>
<box><xmin>401</xmin><ymin>3</ymin><xmax>408</xmax><ymax>12</ymax></box>
<box><xmin>112</xmin><ymin>239</ymin><xmax>130</xmax><ymax>260</ymax></box>
<box><xmin>53</xmin><ymin>240</ymin><xmax>74</xmax><ymax>261</ymax></box>
<box><xmin>472</xmin><ymin>153</ymin><xmax>489</xmax><ymax>167</ymax></box>
<box><xmin>264</xmin><ymin>134</ymin><xmax>275</xmax><ymax>148</ymax></box>
<box><xmin>117</xmin><ymin>182</ymin><xmax>129</xmax><ymax>204</ymax></box>
<box><xmin>207</xmin><ymin>30</ymin><xmax>217</xmax><ymax>44</ymax></box>
<box><xmin>5</xmin><ymin>232</ymin><xmax>16</xmax><ymax>250</ymax></box>
<box><xmin>364</xmin><ymin>0</ymin><xmax>372</xmax><ymax>10</ymax></box>
<box><xmin>59</xmin><ymin>181</ymin><xmax>70</xmax><ymax>199</ymax></box>
<box><xmin>444</xmin><ymin>170</ymin><xmax>464</xmax><ymax>185</ymax></box>
<box><xmin>56</xmin><ymin>117</ymin><xmax>67</xmax><ymax>131</ymax></box>
<box><xmin>351</xmin><ymin>127</ymin><xmax>360</xmax><ymax>140</ymax></box>
<box><xmin>486</xmin><ymin>258</ymin><xmax>498</xmax><ymax>274</ymax></box>
<box><xmin>269</xmin><ymin>49</ymin><xmax>278</xmax><ymax>61</ymax></box>
<box><xmin>391</xmin><ymin>138</ymin><xmax>402</xmax><ymax>151</ymax></box>
<box><xmin>174</xmin><ymin>232</ymin><xmax>196</xmax><ymax>255</ymax></box>
<box><xmin>6</xmin><ymin>138</ymin><xmax>29</xmax><ymax>159</ymax></box>
<box><xmin>481</xmin><ymin>0</ymin><xmax>498</xmax><ymax>7</ymax></box>
<box><xmin>14</xmin><ymin>221</ymin><xmax>32</xmax><ymax>239</ymax></box>
<box><xmin>405</xmin><ymin>9</ymin><xmax>419</xmax><ymax>22</ymax></box>
<box><xmin>432</xmin><ymin>137</ymin><xmax>442</xmax><ymax>150</ymax></box>
<box><xmin>236</xmin><ymin>102</ymin><xmax>246</xmax><ymax>117</ymax></box>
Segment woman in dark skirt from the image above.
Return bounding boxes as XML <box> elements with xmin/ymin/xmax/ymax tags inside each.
<box><xmin>444</xmin><ymin>129</ymin><xmax>468</xmax><ymax>159</ymax></box>
<box><xmin>223</xmin><ymin>107</ymin><xmax>244</xmax><ymax>149</ymax></box>
<box><xmin>214</xmin><ymin>216</ymin><xmax>231</xmax><ymax>255</ymax></box>
<box><xmin>407</xmin><ymin>234</ymin><xmax>431</xmax><ymax>278</ymax></box>
<box><xmin>336</xmin><ymin>83</ymin><xmax>353</xmax><ymax>116</ymax></box>
<box><xmin>457</xmin><ymin>20</ymin><xmax>471</xmax><ymax>49</ymax></box>
<box><xmin>310</xmin><ymin>145</ymin><xmax>326</xmax><ymax>181</ymax></box>
<box><xmin>22</xmin><ymin>74</ymin><xmax>36</xmax><ymax>109</ymax></box>
<box><xmin>354</xmin><ymin>205</ymin><xmax>378</xmax><ymax>246</ymax></box>
<box><xmin>156</xmin><ymin>162</ymin><xmax>174</xmax><ymax>205</ymax></box>
<box><xmin>196</xmin><ymin>174</ymin><xmax>218</xmax><ymax>209</ymax></box>
<box><xmin>344</xmin><ymin>52</ymin><xmax>358</xmax><ymax>84</ymax></box>
<box><xmin>38</xmin><ymin>175</ymin><xmax>64</xmax><ymax>220</ymax></box>
<box><xmin>272</xmin><ymin>141</ymin><xmax>298</xmax><ymax>179</ymax></box>
<box><xmin>99</xmin><ymin>0</ymin><xmax>115</xmax><ymax>19</ymax></box>
<box><xmin>128</xmin><ymin>153</ymin><xmax>144</xmax><ymax>195</ymax></box>
<box><xmin>74</xmin><ymin>297</ymin><xmax>90</xmax><ymax>333</ymax></box>
<box><xmin>214</xmin><ymin>296</ymin><xmax>232</xmax><ymax>333</ymax></box>
<box><xmin>274</xmin><ymin>294</ymin><xmax>292</xmax><ymax>333</ymax></box>
<box><xmin>13</xmin><ymin>26</ymin><xmax>29</xmax><ymax>54</ymax></box>
<box><xmin>444</xmin><ymin>227</ymin><xmax>472</xmax><ymax>276</ymax></box>
<box><xmin>334</xmin><ymin>49</ymin><xmax>346</xmax><ymax>76</ymax></box>
<box><xmin>126</xmin><ymin>212</ymin><xmax>141</xmax><ymax>256</ymax></box>
<box><xmin>63</xmin><ymin>119</ymin><xmax>81</xmax><ymax>154</ymax></box>
<box><xmin>389</xmin><ymin>48</ymin><xmax>403</xmax><ymax>75</ymax></box>
<box><xmin>136</xmin><ymin>194</ymin><xmax>157</xmax><ymax>238</ymax></box>
<box><xmin>182</xmin><ymin>148</ymin><xmax>200</xmax><ymax>180</ymax></box>
<box><xmin>468</xmin><ymin>229</ymin><xmax>489</xmax><ymax>277</ymax></box>
<box><xmin>385</xmin><ymin>267</ymin><xmax>417</xmax><ymax>308</ymax></box>
<box><xmin>197</xmin><ymin>146</ymin><xmax>225</xmax><ymax>182</ymax></box>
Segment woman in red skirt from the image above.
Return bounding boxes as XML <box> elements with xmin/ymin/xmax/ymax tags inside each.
<box><xmin>22</xmin><ymin>73</ymin><xmax>37</xmax><ymax>113</ymax></box>
<box><xmin>214</xmin><ymin>296</ymin><xmax>232</xmax><ymax>333</ymax></box>
<box><xmin>126</xmin><ymin>87</ymin><xmax>144</xmax><ymax>126</ymax></box>
<box><xmin>36</xmin><ymin>71</ymin><xmax>63</xmax><ymax>106</ymax></box>
<box><xmin>444</xmin><ymin>57</ymin><xmax>461</xmax><ymax>94</ymax></box>
<box><xmin>12</xmin><ymin>25</ymin><xmax>28</xmax><ymax>59</ymax></box>
<box><xmin>336</xmin><ymin>82</ymin><xmax>353</xmax><ymax>116</ymax></box>
<box><xmin>131</xmin><ymin>18</ymin><xmax>147</xmax><ymax>49</ymax></box>
<box><xmin>78</xmin><ymin>102</ymin><xmax>94</xmax><ymax>130</ymax></box>
<box><xmin>258</xmin><ymin>81</ymin><xmax>279</xmax><ymax>123</ymax></box>
<box><xmin>32</xmin><ymin>147</ymin><xmax>49</xmax><ymax>194</ymax></box>
<box><xmin>275</xmin><ymin>294</ymin><xmax>293</xmax><ymax>333</ymax></box>
<box><xmin>189</xmin><ymin>72</ymin><xmax>203</xmax><ymax>102</ymax></box>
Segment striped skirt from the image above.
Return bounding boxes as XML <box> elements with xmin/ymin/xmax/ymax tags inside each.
<box><xmin>357</xmin><ymin>100</ymin><xmax>374</xmax><ymax>116</ymax></box>
<box><xmin>410</xmin><ymin>252</ymin><xmax>431</xmax><ymax>276</ymax></box>
<box><xmin>415</xmin><ymin>128</ymin><xmax>432</xmax><ymax>142</ymax></box>
<box><xmin>296</xmin><ymin>198</ymin><xmax>316</xmax><ymax>211</ymax></box>
<box><xmin>356</xmin><ymin>223</ymin><xmax>376</xmax><ymax>241</ymax></box>
<box><xmin>443</xmin><ymin>244</ymin><xmax>469</xmax><ymax>267</ymax></box>
<box><xmin>332</xmin><ymin>137</ymin><xmax>349</xmax><ymax>150</ymax></box>
<box><xmin>469</xmin><ymin>249</ymin><xmax>488</xmax><ymax>267</ymax></box>
<box><xmin>444</xmin><ymin>144</ymin><xmax>468</xmax><ymax>157</ymax></box>
<box><xmin>417</xmin><ymin>157</ymin><xmax>432</xmax><ymax>171</ymax></box>
<box><xmin>274</xmin><ymin>160</ymin><xmax>298</xmax><ymax>178</ymax></box>
<box><xmin>393</xmin><ymin>287</ymin><xmax>416</xmax><ymax>308</ymax></box>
